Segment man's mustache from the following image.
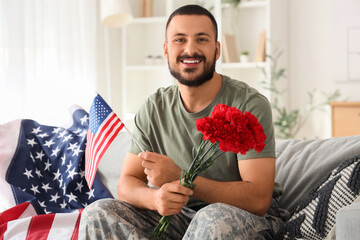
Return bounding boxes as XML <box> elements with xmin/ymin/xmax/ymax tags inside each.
<box><xmin>177</xmin><ymin>54</ymin><xmax>206</xmax><ymax>63</ymax></box>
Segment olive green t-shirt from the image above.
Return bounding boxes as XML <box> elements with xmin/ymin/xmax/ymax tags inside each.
<box><xmin>129</xmin><ymin>75</ymin><xmax>276</xmax><ymax>208</ymax></box>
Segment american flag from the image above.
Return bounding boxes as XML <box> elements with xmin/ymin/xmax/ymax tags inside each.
<box><xmin>85</xmin><ymin>94</ymin><xmax>124</xmax><ymax>190</ymax></box>
<box><xmin>0</xmin><ymin>106</ymin><xmax>113</xmax><ymax>239</ymax></box>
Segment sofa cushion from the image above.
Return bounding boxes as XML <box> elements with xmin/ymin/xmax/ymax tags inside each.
<box><xmin>335</xmin><ymin>195</ymin><xmax>360</xmax><ymax>240</ymax></box>
<box><xmin>97</xmin><ymin>132</ymin><xmax>132</xmax><ymax>197</ymax></box>
<box><xmin>275</xmin><ymin>135</ymin><xmax>360</xmax><ymax>212</ymax></box>
<box><xmin>278</xmin><ymin>154</ymin><xmax>360</xmax><ymax>239</ymax></box>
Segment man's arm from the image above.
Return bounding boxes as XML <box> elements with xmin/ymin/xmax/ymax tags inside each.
<box><xmin>139</xmin><ymin>152</ymin><xmax>275</xmax><ymax>216</ymax></box>
<box><xmin>117</xmin><ymin>152</ymin><xmax>193</xmax><ymax>216</ymax></box>
<box><xmin>191</xmin><ymin>157</ymin><xmax>275</xmax><ymax>216</ymax></box>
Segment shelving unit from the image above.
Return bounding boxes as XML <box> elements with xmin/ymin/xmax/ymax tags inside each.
<box><xmin>121</xmin><ymin>0</ymin><xmax>271</xmax><ymax>130</ymax></box>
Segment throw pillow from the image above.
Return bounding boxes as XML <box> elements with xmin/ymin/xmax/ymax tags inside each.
<box><xmin>277</xmin><ymin>155</ymin><xmax>360</xmax><ymax>240</ymax></box>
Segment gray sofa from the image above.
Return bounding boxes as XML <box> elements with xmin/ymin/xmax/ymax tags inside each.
<box><xmin>99</xmin><ymin>133</ymin><xmax>360</xmax><ymax>240</ymax></box>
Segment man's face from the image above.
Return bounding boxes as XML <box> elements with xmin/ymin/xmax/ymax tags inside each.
<box><xmin>164</xmin><ymin>15</ymin><xmax>220</xmax><ymax>87</ymax></box>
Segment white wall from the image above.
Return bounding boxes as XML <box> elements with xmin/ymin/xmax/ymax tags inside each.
<box><xmin>275</xmin><ymin>0</ymin><xmax>360</xmax><ymax>139</ymax></box>
<box><xmin>104</xmin><ymin>0</ymin><xmax>360</xmax><ymax>139</ymax></box>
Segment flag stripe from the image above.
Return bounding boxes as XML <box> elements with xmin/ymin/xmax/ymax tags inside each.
<box><xmin>88</xmin><ymin>114</ymin><xmax>117</xmax><ymax>168</ymax></box>
<box><xmin>91</xmin><ymin>118</ymin><xmax>121</xmax><ymax>171</ymax></box>
<box><xmin>70</xmin><ymin>209</ymin><xmax>83</xmax><ymax>240</ymax></box>
<box><xmin>85</xmin><ymin>112</ymin><xmax>123</xmax><ymax>189</ymax></box>
<box><xmin>87</xmin><ymin>121</ymin><xmax>123</xmax><ymax>188</ymax></box>
<box><xmin>4</xmin><ymin>217</ymin><xmax>31</xmax><ymax>240</ymax></box>
<box><xmin>90</xmin><ymin>114</ymin><xmax>118</xmax><ymax>161</ymax></box>
<box><xmin>0</xmin><ymin>202</ymin><xmax>31</xmax><ymax>224</ymax></box>
<box><xmin>26</xmin><ymin>214</ymin><xmax>55</xmax><ymax>240</ymax></box>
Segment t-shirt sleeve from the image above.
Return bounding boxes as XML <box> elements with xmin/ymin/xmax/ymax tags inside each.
<box><xmin>128</xmin><ymin>100</ymin><xmax>153</xmax><ymax>155</ymax></box>
<box><xmin>237</xmin><ymin>94</ymin><xmax>276</xmax><ymax>160</ymax></box>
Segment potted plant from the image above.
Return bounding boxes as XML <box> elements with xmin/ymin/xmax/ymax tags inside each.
<box><xmin>240</xmin><ymin>51</ymin><xmax>249</xmax><ymax>63</ymax></box>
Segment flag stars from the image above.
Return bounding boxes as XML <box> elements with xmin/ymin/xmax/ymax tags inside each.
<box><xmin>80</xmin><ymin>115</ymin><xmax>89</xmax><ymax>125</ymax></box>
<box><xmin>63</xmin><ymin>134</ymin><xmax>73</xmax><ymax>142</ymax></box>
<box><xmin>50</xmin><ymin>192</ymin><xmax>61</xmax><ymax>203</ymax></box>
<box><xmin>67</xmin><ymin>168</ymin><xmax>78</xmax><ymax>180</ymax></box>
<box><xmin>67</xmin><ymin>142</ymin><xmax>79</xmax><ymax>151</ymax></box>
<box><xmin>86</xmin><ymin>188</ymin><xmax>95</xmax><ymax>200</ymax></box>
<box><xmin>53</xmin><ymin>169</ymin><xmax>61</xmax><ymax>181</ymax></box>
<box><xmin>41</xmin><ymin>183</ymin><xmax>52</xmax><ymax>192</ymax></box>
<box><xmin>38</xmin><ymin>200</ymin><xmax>46</xmax><ymax>208</ymax></box>
<box><xmin>66</xmin><ymin>161</ymin><xmax>73</xmax><ymax>171</ymax></box>
<box><xmin>44</xmin><ymin>159</ymin><xmax>52</xmax><ymax>171</ymax></box>
<box><xmin>66</xmin><ymin>192</ymin><xmax>78</xmax><ymax>203</ymax></box>
<box><xmin>52</xmin><ymin>127</ymin><xmax>62</xmax><ymax>134</ymax></box>
<box><xmin>30</xmin><ymin>153</ymin><xmax>35</xmax><ymax>163</ymax></box>
<box><xmin>23</xmin><ymin>168</ymin><xmax>34</xmax><ymax>179</ymax></box>
<box><xmin>60</xmin><ymin>200</ymin><xmax>67</xmax><ymax>209</ymax></box>
<box><xmin>79</xmin><ymin>170</ymin><xmax>85</xmax><ymax>179</ymax></box>
<box><xmin>35</xmin><ymin>168</ymin><xmax>43</xmax><ymax>178</ymax></box>
<box><xmin>30</xmin><ymin>184</ymin><xmax>40</xmax><ymax>195</ymax></box>
<box><xmin>31</xmin><ymin>126</ymin><xmax>42</xmax><ymax>134</ymax></box>
<box><xmin>58</xmin><ymin>130</ymin><xmax>67</xmax><ymax>138</ymax></box>
<box><xmin>72</xmin><ymin>146</ymin><xmax>83</xmax><ymax>157</ymax></box>
<box><xmin>44</xmin><ymin>139</ymin><xmax>55</xmax><ymax>148</ymax></box>
<box><xmin>44</xmin><ymin>209</ymin><xmax>51</xmax><ymax>214</ymax></box>
<box><xmin>51</xmin><ymin>146</ymin><xmax>61</xmax><ymax>157</ymax></box>
<box><xmin>61</xmin><ymin>154</ymin><xmax>66</xmax><ymax>165</ymax></box>
<box><xmin>75</xmin><ymin>180</ymin><xmax>84</xmax><ymax>192</ymax></box>
<box><xmin>35</xmin><ymin>150</ymin><xmax>45</xmax><ymax>161</ymax></box>
<box><xmin>38</xmin><ymin>132</ymin><xmax>49</xmax><ymax>138</ymax></box>
<box><xmin>27</xmin><ymin>138</ymin><xmax>38</xmax><ymax>147</ymax></box>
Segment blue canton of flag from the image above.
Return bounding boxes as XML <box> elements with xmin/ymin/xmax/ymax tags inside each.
<box><xmin>85</xmin><ymin>94</ymin><xmax>124</xmax><ymax>190</ymax></box>
<box><xmin>5</xmin><ymin>107</ymin><xmax>113</xmax><ymax>215</ymax></box>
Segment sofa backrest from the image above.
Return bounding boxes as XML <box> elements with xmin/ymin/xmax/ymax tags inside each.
<box><xmin>275</xmin><ymin>135</ymin><xmax>360</xmax><ymax>212</ymax></box>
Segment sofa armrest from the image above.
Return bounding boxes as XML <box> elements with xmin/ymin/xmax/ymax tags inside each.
<box><xmin>336</xmin><ymin>201</ymin><xmax>360</xmax><ymax>240</ymax></box>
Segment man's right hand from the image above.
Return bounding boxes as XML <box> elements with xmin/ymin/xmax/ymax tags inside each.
<box><xmin>154</xmin><ymin>180</ymin><xmax>193</xmax><ymax>216</ymax></box>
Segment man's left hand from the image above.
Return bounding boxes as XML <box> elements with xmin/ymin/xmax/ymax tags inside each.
<box><xmin>139</xmin><ymin>151</ymin><xmax>181</xmax><ymax>187</ymax></box>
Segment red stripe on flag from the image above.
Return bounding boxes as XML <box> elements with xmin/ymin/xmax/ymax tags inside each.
<box><xmin>26</xmin><ymin>214</ymin><xmax>55</xmax><ymax>240</ymax></box>
<box><xmin>91</xmin><ymin>118</ymin><xmax>121</xmax><ymax>172</ymax></box>
<box><xmin>0</xmin><ymin>202</ymin><xmax>31</xmax><ymax>224</ymax></box>
<box><xmin>90</xmin><ymin>114</ymin><xmax>117</xmax><ymax>160</ymax></box>
<box><xmin>87</xmin><ymin>122</ymin><xmax>123</xmax><ymax>186</ymax></box>
<box><xmin>85</xmin><ymin>112</ymin><xmax>124</xmax><ymax>189</ymax></box>
<box><xmin>0</xmin><ymin>224</ymin><xmax>7</xmax><ymax>240</ymax></box>
<box><xmin>70</xmin><ymin>209</ymin><xmax>83</xmax><ymax>240</ymax></box>
<box><xmin>1</xmin><ymin>202</ymin><xmax>32</xmax><ymax>239</ymax></box>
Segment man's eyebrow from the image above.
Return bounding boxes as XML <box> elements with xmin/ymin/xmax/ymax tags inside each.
<box><xmin>172</xmin><ymin>32</ymin><xmax>211</xmax><ymax>37</ymax></box>
<box><xmin>195</xmin><ymin>32</ymin><xmax>211</xmax><ymax>37</ymax></box>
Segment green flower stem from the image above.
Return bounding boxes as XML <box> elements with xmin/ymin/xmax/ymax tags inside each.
<box><xmin>150</xmin><ymin>140</ymin><xmax>225</xmax><ymax>239</ymax></box>
<box><xmin>187</xmin><ymin>140</ymin><xmax>208</xmax><ymax>172</ymax></box>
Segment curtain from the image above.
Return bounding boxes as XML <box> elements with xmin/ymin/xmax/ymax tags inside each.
<box><xmin>0</xmin><ymin>0</ymin><xmax>99</xmax><ymax>126</ymax></box>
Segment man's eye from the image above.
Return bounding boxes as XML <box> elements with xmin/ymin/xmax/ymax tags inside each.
<box><xmin>198</xmin><ymin>38</ymin><xmax>209</xmax><ymax>42</ymax></box>
<box><xmin>175</xmin><ymin>38</ymin><xmax>185</xmax><ymax>42</ymax></box>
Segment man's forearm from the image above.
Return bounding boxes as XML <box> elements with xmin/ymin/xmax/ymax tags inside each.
<box><xmin>117</xmin><ymin>175</ymin><xmax>157</xmax><ymax>210</ymax></box>
<box><xmin>192</xmin><ymin>177</ymin><xmax>273</xmax><ymax>216</ymax></box>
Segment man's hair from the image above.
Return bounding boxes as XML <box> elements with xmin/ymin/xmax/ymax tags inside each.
<box><xmin>165</xmin><ymin>4</ymin><xmax>218</xmax><ymax>42</ymax></box>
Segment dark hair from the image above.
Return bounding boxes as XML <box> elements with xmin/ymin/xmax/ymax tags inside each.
<box><xmin>165</xmin><ymin>4</ymin><xmax>218</xmax><ymax>42</ymax></box>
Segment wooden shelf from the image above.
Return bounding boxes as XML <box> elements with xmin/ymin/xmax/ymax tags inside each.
<box><xmin>330</xmin><ymin>102</ymin><xmax>360</xmax><ymax>137</ymax></box>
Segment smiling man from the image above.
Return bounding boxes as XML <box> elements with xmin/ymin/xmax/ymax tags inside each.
<box><xmin>79</xmin><ymin>5</ymin><xmax>288</xmax><ymax>240</ymax></box>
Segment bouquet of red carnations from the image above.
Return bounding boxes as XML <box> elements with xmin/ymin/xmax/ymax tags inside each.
<box><xmin>150</xmin><ymin>103</ymin><xmax>267</xmax><ymax>239</ymax></box>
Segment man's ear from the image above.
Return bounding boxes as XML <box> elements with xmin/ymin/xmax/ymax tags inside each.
<box><xmin>163</xmin><ymin>42</ymin><xmax>168</xmax><ymax>58</ymax></box>
<box><xmin>216</xmin><ymin>41</ymin><xmax>221</xmax><ymax>60</ymax></box>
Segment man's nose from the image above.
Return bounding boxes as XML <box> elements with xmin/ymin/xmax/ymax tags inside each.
<box><xmin>183</xmin><ymin>40</ymin><xmax>198</xmax><ymax>56</ymax></box>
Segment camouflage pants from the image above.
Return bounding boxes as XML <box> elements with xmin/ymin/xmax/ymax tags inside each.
<box><xmin>79</xmin><ymin>198</ymin><xmax>288</xmax><ymax>240</ymax></box>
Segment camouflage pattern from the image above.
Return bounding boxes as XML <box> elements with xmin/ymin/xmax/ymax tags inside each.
<box><xmin>79</xmin><ymin>198</ymin><xmax>289</xmax><ymax>240</ymax></box>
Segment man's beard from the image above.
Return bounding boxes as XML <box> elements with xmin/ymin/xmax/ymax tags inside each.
<box><xmin>168</xmin><ymin>51</ymin><xmax>217</xmax><ymax>87</ymax></box>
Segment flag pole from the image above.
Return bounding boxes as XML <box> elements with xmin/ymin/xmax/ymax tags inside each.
<box><xmin>123</xmin><ymin>125</ymin><xmax>145</xmax><ymax>152</ymax></box>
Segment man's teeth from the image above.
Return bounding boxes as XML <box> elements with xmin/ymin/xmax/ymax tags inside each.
<box><xmin>182</xmin><ymin>60</ymin><xmax>200</xmax><ymax>64</ymax></box>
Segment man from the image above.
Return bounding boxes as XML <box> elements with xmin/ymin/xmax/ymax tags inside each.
<box><xmin>79</xmin><ymin>4</ymin><xmax>287</xmax><ymax>240</ymax></box>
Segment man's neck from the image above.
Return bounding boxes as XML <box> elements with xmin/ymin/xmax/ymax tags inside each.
<box><xmin>177</xmin><ymin>73</ymin><xmax>222</xmax><ymax>113</ymax></box>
